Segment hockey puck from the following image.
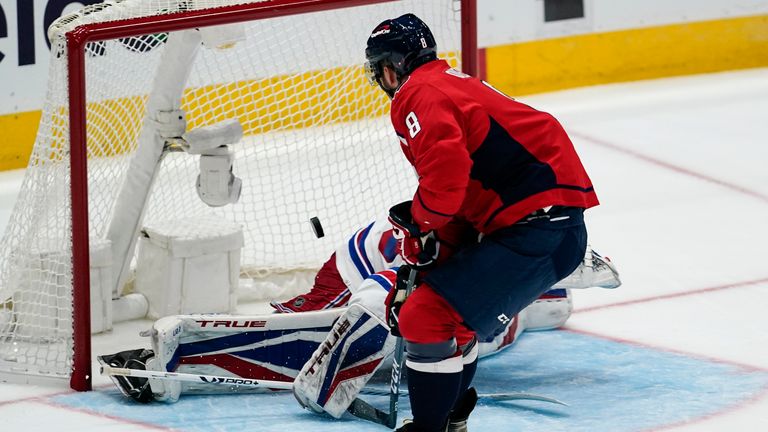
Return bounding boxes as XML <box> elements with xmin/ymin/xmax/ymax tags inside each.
<box><xmin>310</xmin><ymin>216</ymin><xmax>325</xmax><ymax>238</ymax></box>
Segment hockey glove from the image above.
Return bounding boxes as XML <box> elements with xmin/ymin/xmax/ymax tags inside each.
<box><xmin>388</xmin><ymin>200</ymin><xmax>439</xmax><ymax>269</ymax></box>
<box><xmin>384</xmin><ymin>265</ymin><xmax>417</xmax><ymax>337</ymax></box>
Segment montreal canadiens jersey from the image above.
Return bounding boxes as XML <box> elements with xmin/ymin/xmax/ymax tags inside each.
<box><xmin>334</xmin><ymin>213</ymin><xmax>401</xmax><ymax>293</ymax></box>
<box><xmin>390</xmin><ymin>59</ymin><xmax>599</xmax><ymax>234</ymax></box>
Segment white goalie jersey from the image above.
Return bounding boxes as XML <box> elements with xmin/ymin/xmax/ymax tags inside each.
<box><xmin>334</xmin><ymin>214</ymin><xmax>401</xmax><ymax>294</ymax></box>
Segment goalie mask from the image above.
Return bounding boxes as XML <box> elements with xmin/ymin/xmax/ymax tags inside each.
<box><xmin>364</xmin><ymin>14</ymin><xmax>437</xmax><ymax>95</ymax></box>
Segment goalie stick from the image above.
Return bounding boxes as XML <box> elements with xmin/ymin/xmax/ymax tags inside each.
<box><xmin>101</xmin><ymin>364</ymin><xmax>568</xmax><ymax>406</ymax></box>
<box><xmin>100</xmin><ymin>364</ymin><xmax>294</xmax><ymax>390</ymax></box>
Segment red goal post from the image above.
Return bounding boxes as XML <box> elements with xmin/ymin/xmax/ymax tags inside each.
<box><xmin>0</xmin><ymin>0</ymin><xmax>477</xmax><ymax>392</ymax></box>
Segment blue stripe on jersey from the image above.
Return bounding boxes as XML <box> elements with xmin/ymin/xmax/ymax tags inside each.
<box><xmin>347</xmin><ymin>223</ymin><xmax>375</xmax><ymax>279</ymax></box>
<box><xmin>369</xmin><ymin>272</ymin><xmax>396</xmax><ymax>292</ymax></box>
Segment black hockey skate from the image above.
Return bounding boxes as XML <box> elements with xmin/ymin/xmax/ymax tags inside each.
<box><xmin>395</xmin><ymin>388</ymin><xmax>478</xmax><ymax>432</ymax></box>
<box><xmin>447</xmin><ymin>387</ymin><xmax>478</xmax><ymax>432</ymax></box>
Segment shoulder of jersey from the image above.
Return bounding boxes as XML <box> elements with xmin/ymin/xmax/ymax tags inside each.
<box><xmin>392</xmin><ymin>70</ymin><xmax>442</xmax><ymax>105</ymax></box>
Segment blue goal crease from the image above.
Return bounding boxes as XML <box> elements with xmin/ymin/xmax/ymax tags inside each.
<box><xmin>51</xmin><ymin>331</ymin><xmax>768</xmax><ymax>432</ymax></box>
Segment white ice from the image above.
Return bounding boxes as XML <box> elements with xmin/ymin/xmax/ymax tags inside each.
<box><xmin>1</xmin><ymin>68</ymin><xmax>767</xmax><ymax>431</ymax></box>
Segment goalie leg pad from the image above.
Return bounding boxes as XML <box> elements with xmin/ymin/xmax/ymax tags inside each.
<box><xmin>293</xmin><ymin>303</ymin><xmax>395</xmax><ymax>418</ymax></box>
<box><xmin>555</xmin><ymin>246</ymin><xmax>621</xmax><ymax>289</ymax></box>
<box><xmin>477</xmin><ymin>313</ymin><xmax>524</xmax><ymax>359</ymax></box>
<box><xmin>147</xmin><ymin>310</ymin><xmax>343</xmax><ymax>400</ymax></box>
<box><xmin>524</xmin><ymin>288</ymin><xmax>573</xmax><ymax>331</ymax></box>
<box><xmin>146</xmin><ymin>356</ymin><xmax>182</xmax><ymax>403</ymax></box>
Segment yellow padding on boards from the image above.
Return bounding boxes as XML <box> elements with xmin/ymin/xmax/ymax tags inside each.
<box><xmin>1</xmin><ymin>12</ymin><xmax>766</xmax><ymax>172</ymax></box>
<box><xmin>0</xmin><ymin>111</ymin><xmax>41</xmax><ymax>171</ymax></box>
<box><xmin>485</xmin><ymin>14</ymin><xmax>768</xmax><ymax>96</ymax></box>
<box><xmin>183</xmin><ymin>65</ymin><xmax>389</xmax><ymax>135</ymax></box>
<box><xmin>0</xmin><ymin>52</ymin><xmax>464</xmax><ymax>170</ymax></box>
<box><xmin>0</xmin><ymin>65</ymin><xmax>392</xmax><ymax>169</ymax></box>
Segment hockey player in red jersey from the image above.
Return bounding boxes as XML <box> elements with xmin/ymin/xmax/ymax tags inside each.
<box><xmin>365</xmin><ymin>14</ymin><xmax>599</xmax><ymax>432</ymax></box>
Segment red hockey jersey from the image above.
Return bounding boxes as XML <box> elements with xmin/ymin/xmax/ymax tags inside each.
<box><xmin>390</xmin><ymin>59</ymin><xmax>599</xmax><ymax>234</ymax></box>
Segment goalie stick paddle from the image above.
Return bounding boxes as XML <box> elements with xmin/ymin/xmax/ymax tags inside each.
<box><xmin>348</xmin><ymin>265</ymin><xmax>418</xmax><ymax>429</ymax></box>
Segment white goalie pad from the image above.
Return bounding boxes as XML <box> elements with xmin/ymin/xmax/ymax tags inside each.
<box><xmin>477</xmin><ymin>288</ymin><xmax>573</xmax><ymax>358</ymax></box>
<box><xmin>147</xmin><ymin>309</ymin><xmax>344</xmax><ymax>401</ymax></box>
<box><xmin>524</xmin><ymin>288</ymin><xmax>573</xmax><ymax>331</ymax></box>
<box><xmin>478</xmin><ymin>313</ymin><xmax>525</xmax><ymax>358</ymax></box>
<box><xmin>293</xmin><ymin>303</ymin><xmax>395</xmax><ymax>418</ymax></box>
<box><xmin>556</xmin><ymin>247</ymin><xmax>621</xmax><ymax>289</ymax></box>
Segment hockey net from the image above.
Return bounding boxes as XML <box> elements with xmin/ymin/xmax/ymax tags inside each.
<box><xmin>0</xmin><ymin>0</ymin><xmax>474</xmax><ymax>389</ymax></box>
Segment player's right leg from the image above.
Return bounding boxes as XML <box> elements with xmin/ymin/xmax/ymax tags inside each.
<box><xmin>477</xmin><ymin>245</ymin><xmax>621</xmax><ymax>357</ymax></box>
<box><xmin>396</xmin><ymin>283</ymin><xmax>477</xmax><ymax>432</ymax></box>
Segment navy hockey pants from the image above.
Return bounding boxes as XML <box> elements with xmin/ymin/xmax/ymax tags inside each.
<box><xmin>424</xmin><ymin>207</ymin><xmax>587</xmax><ymax>339</ymax></box>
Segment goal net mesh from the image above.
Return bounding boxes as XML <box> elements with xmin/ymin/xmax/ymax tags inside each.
<box><xmin>0</xmin><ymin>0</ymin><xmax>462</xmax><ymax>383</ymax></box>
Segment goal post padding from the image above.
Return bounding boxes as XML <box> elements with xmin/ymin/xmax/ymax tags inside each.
<box><xmin>0</xmin><ymin>0</ymin><xmax>476</xmax><ymax>391</ymax></box>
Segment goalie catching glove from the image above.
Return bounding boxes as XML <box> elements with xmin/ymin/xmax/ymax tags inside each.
<box><xmin>388</xmin><ymin>200</ymin><xmax>439</xmax><ymax>269</ymax></box>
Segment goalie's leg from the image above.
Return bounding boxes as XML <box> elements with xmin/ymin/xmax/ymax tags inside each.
<box><xmin>293</xmin><ymin>303</ymin><xmax>395</xmax><ymax>418</ymax></box>
<box><xmin>555</xmin><ymin>245</ymin><xmax>621</xmax><ymax>289</ymax></box>
<box><xmin>100</xmin><ymin>309</ymin><xmax>343</xmax><ymax>403</ymax></box>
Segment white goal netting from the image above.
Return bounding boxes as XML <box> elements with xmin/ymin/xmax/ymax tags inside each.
<box><xmin>0</xmin><ymin>0</ymin><xmax>464</xmax><ymax>386</ymax></box>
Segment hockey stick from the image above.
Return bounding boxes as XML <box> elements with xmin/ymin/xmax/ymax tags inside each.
<box><xmin>357</xmin><ymin>388</ymin><xmax>567</xmax><ymax>406</ymax></box>
<box><xmin>348</xmin><ymin>265</ymin><xmax>418</xmax><ymax>429</ymax></box>
<box><xmin>100</xmin><ymin>364</ymin><xmax>294</xmax><ymax>390</ymax></box>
